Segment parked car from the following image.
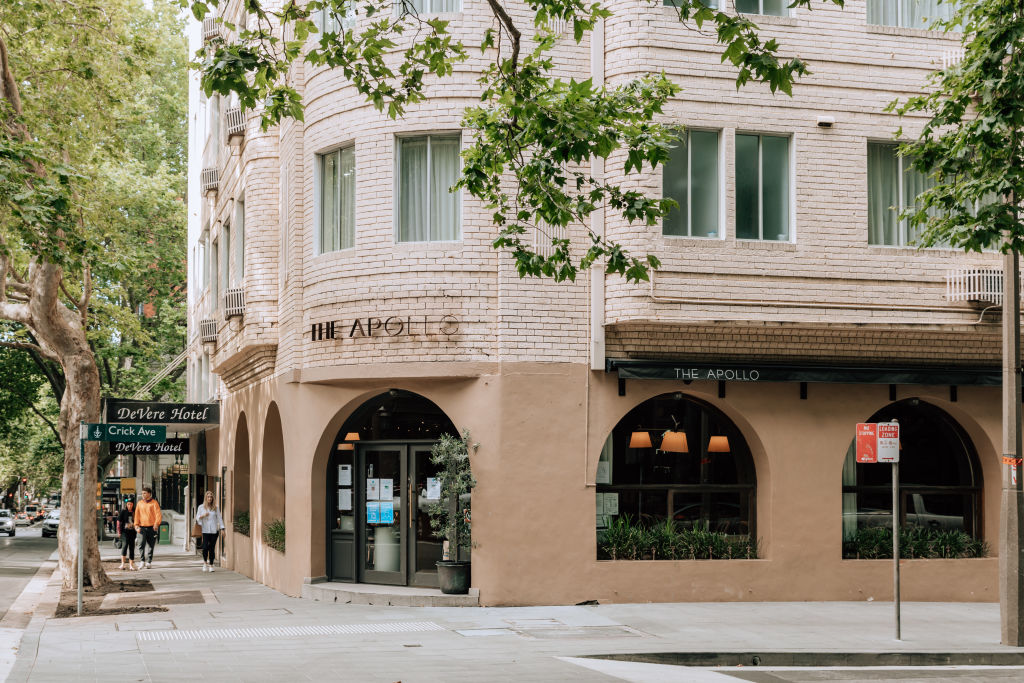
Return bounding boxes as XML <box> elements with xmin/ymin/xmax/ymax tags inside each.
<box><xmin>14</xmin><ymin>512</ymin><xmax>30</xmax><ymax>527</ymax></box>
<box><xmin>0</xmin><ymin>510</ymin><xmax>14</xmax><ymax>536</ymax></box>
<box><xmin>41</xmin><ymin>509</ymin><xmax>60</xmax><ymax>538</ymax></box>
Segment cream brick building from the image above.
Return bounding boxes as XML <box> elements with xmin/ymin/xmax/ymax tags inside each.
<box><xmin>186</xmin><ymin>0</ymin><xmax>1004</xmax><ymax>604</ymax></box>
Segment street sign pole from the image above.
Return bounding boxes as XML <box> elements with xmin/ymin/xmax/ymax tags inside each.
<box><xmin>77</xmin><ymin>423</ymin><xmax>85</xmax><ymax>617</ymax></box>
<box><xmin>893</xmin><ymin>458</ymin><xmax>900</xmax><ymax>641</ymax></box>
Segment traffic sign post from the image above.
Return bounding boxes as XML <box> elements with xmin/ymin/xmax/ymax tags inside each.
<box><xmin>77</xmin><ymin>423</ymin><xmax>167</xmax><ymax>616</ymax></box>
<box><xmin>856</xmin><ymin>420</ymin><xmax>901</xmax><ymax>640</ymax></box>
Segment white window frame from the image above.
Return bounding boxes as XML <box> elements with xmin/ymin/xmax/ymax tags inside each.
<box><xmin>315</xmin><ymin>145</ymin><xmax>357</xmax><ymax>254</ymax></box>
<box><xmin>734</xmin><ymin>132</ymin><xmax>794</xmax><ymax>243</ymax></box>
<box><xmin>736</xmin><ymin>0</ymin><xmax>789</xmax><ymax>17</ymax></box>
<box><xmin>394</xmin><ymin>133</ymin><xmax>463</xmax><ymax>243</ymax></box>
<box><xmin>662</xmin><ymin>128</ymin><xmax>724</xmax><ymax>239</ymax></box>
<box><xmin>866</xmin><ymin>0</ymin><xmax>958</xmax><ymax>29</ymax></box>
<box><xmin>395</xmin><ymin>0</ymin><xmax>463</xmax><ymax>16</ymax></box>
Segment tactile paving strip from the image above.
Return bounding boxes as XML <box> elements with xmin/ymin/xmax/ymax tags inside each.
<box><xmin>137</xmin><ymin>621</ymin><xmax>445</xmax><ymax>641</ymax></box>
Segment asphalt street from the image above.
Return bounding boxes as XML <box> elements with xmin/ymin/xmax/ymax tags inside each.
<box><xmin>0</xmin><ymin>525</ymin><xmax>54</xmax><ymax>621</ymax></box>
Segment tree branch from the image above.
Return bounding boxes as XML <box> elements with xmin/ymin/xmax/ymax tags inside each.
<box><xmin>484</xmin><ymin>0</ymin><xmax>520</xmax><ymax>70</ymax></box>
<box><xmin>5</xmin><ymin>384</ymin><xmax>63</xmax><ymax>448</ymax></box>
<box><xmin>0</xmin><ymin>340</ymin><xmax>60</xmax><ymax>363</ymax></box>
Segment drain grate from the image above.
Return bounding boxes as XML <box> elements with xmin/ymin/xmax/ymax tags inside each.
<box><xmin>137</xmin><ymin>621</ymin><xmax>445</xmax><ymax>641</ymax></box>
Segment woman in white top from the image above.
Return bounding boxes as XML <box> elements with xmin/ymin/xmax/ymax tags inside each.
<box><xmin>196</xmin><ymin>491</ymin><xmax>225</xmax><ymax>572</ymax></box>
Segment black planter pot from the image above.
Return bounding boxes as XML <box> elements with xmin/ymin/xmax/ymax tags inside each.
<box><xmin>436</xmin><ymin>560</ymin><xmax>471</xmax><ymax>594</ymax></box>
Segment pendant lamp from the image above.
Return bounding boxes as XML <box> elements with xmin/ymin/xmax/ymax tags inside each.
<box><xmin>629</xmin><ymin>431</ymin><xmax>653</xmax><ymax>448</ymax></box>
<box><xmin>707</xmin><ymin>436</ymin><xmax>730</xmax><ymax>453</ymax></box>
<box><xmin>660</xmin><ymin>430</ymin><xmax>689</xmax><ymax>453</ymax></box>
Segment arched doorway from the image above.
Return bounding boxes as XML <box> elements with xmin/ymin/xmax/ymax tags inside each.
<box><xmin>595</xmin><ymin>392</ymin><xmax>757</xmax><ymax>557</ymax></box>
<box><xmin>327</xmin><ymin>390</ymin><xmax>457</xmax><ymax>587</ymax></box>
<box><xmin>841</xmin><ymin>399</ymin><xmax>983</xmax><ymax>556</ymax></box>
<box><xmin>233</xmin><ymin>414</ymin><xmax>250</xmax><ymax>525</ymax></box>
<box><xmin>262</xmin><ymin>404</ymin><xmax>285</xmax><ymax>548</ymax></box>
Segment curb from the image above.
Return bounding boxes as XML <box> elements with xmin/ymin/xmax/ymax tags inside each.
<box><xmin>585</xmin><ymin>651</ymin><xmax>1024</xmax><ymax>668</ymax></box>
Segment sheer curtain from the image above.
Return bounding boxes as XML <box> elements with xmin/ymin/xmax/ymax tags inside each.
<box><xmin>320</xmin><ymin>152</ymin><xmax>339</xmax><ymax>252</ymax></box>
<box><xmin>867</xmin><ymin>143</ymin><xmax>899</xmax><ymax>245</ymax></box>
<box><xmin>399</xmin><ymin>138</ymin><xmax>429</xmax><ymax>241</ymax></box>
<box><xmin>866</xmin><ymin>0</ymin><xmax>898</xmax><ymax>25</ymax></box>
<box><xmin>904</xmin><ymin>0</ymin><xmax>956</xmax><ymax>28</ymax></box>
<box><xmin>662</xmin><ymin>138</ymin><xmax>688</xmax><ymax>236</ymax></box>
<box><xmin>234</xmin><ymin>198</ymin><xmax>245</xmax><ymax>280</ymax></box>
<box><xmin>761</xmin><ymin>135</ymin><xmax>789</xmax><ymax>241</ymax></box>
<box><xmin>690</xmin><ymin>130</ymin><xmax>719</xmax><ymax>238</ymax></box>
<box><xmin>430</xmin><ymin>136</ymin><xmax>461</xmax><ymax>240</ymax></box>
<box><xmin>902</xmin><ymin>160</ymin><xmax>940</xmax><ymax>246</ymax></box>
<box><xmin>339</xmin><ymin>147</ymin><xmax>356</xmax><ymax>249</ymax></box>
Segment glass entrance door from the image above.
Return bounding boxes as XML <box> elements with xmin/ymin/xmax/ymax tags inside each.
<box><xmin>359</xmin><ymin>448</ymin><xmax>407</xmax><ymax>585</ymax></box>
<box><xmin>409</xmin><ymin>446</ymin><xmax>442</xmax><ymax>587</ymax></box>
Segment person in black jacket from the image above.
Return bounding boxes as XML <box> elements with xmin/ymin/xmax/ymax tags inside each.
<box><xmin>118</xmin><ymin>499</ymin><xmax>138</xmax><ymax>571</ymax></box>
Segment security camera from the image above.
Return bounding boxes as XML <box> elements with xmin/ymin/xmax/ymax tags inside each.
<box><xmin>816</xmin><ymin>115</ymin><xmax>836</xmax><ymax>128</ymax></box>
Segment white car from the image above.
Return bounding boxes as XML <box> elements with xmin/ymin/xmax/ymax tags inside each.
<box><xmin>0</xmin><ymin>510</ymin><xmax>13</xmax><ymax>537</ymax></box>
<box><xmin>41</xmin><ymin>509</ymin><xmax>60</xmax><ymax>538</ymax></box>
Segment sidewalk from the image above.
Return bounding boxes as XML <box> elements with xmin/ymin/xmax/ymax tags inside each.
<box><xmin>6</xmin><ymin>543</ymin><xmax>1024</xmax><ymax>682</ymax></box>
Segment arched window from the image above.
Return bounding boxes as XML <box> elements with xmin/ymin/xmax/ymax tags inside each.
<box><xmin>596</xmin><ymin>393</ymin><xmax>756</xmax><ymax>553</ymax></box>
<box><xmin>841</xmin><ymin>399</ymin><xmax>982</xmax><ymax>555</ymax></box>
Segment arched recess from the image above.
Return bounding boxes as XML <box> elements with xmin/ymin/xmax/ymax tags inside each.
<box><xmin>595</xmin><ymin>392</ymin><xmax>757</xmax><ymax>558</ymax></box>
<box><xmin>233</xmin><ymin>412</ymin><xmax>250</xmax><ymax>520</ymax></box>
<box><xmin>262</xmin><ymin>403</ymin><xmax>286</xmax><ymax>530</ymax></box>
<box><xmin>840</xmin><ymin>398</ymin><xmax>983</xmax><ymax>554</ymax></box>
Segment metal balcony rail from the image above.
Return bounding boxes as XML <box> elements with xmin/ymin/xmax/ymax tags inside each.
<box><xmin>199</xmin><ymin>318</ymin><xmax>219</xmax><ymax>344</ymax></box>
<box><xmin>226</xmin><ymin>107</ymin><xmax>245</xmax><ymax>139</ymax></box>
<box><xmin>202</xmin><ymin>16</ymin><xmax>220</xmax><ymax>42</ymax></box>
<box><xmin>201</xmin><ymin>167</ymin><xmax>220</xmax><ymax>194</ymax></box>
<box><xmin>946</xmin><ymin>267</ymin><xmax>1003</xmax><ymax>306</ymax></box>
<box><xmin>224</xmin><ymin>287</ymin><xmax>245</xmax><ymax>319</ymax></box>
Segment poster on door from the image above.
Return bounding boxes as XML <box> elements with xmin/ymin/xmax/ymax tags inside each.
<box><xmin>426</xmin><ymin>477</ymin><xmax>441</xmax><ymax>500</ymax></box>
<box><xmin>379</xmin><ymin>501</ymin><xmax>394</xmax><ymax>524</ymax></box>
<box><xmin>380</xmin><ymin>478</ymin><xmax>394</xmax><ymax>502</ymax></box>
<box><xmin>366</xmin><ymin>501</ymin><xmax>380</xmax><ymax>523</ymax></box>
<box><xmin>338</xmin><ymin>464</ymin><xmax>352</xmax><ymax>486</ymax></box>
<box><xmin>367</xmin><ymin>478</ymin><xmax>380</xmax><ymax>501</ymax></box>
<box><xmin>337</xmin><ymin>489</ymin><xmax>352</xmax><ymax>511</ymax></box>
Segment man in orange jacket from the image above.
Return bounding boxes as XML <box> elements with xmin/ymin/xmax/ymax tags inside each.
<box><xmin>134</xmin><ymin>486</ymin><xmax>162</xmax><ymax>569</ymax></box>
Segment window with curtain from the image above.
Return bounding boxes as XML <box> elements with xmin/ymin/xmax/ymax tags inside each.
<box><xmin>595</xmin><ymin>392</ymin><xmax>756</xmax><ymax>558</ymax></box>
<box><xmin>663</xmin><ymin>130</ymin><xmax>720</xmax><ymax>238</ymax></box>
<box><xmin>399</xmin><ymin>0</ymin><xmax>462</xmax><ymax>14</ymax></box>
<box><xmin>210</xmin><ymin>239</ymin><xmax>220</xmax><ymax>310</ymax></box>
<box><xmin>841</xmin><ymin>399</ymin><xmax>981</xmax><ymax>556</ymax></box>
<box><xmin>319</xmin><ymin>0</ymin><xmax>357</xmax><ymax>32</ymax></box>
<box><xmin>735</xmin><ymin>133</ymin><xmax>790</xmax><ymax>241</ymax></box>
<box><xmin>318</xmin><ymin>147</ymin><xmax>356</xmax><ymax>253</ymax></box>
<box><xmin>221</xmin><ymin>222</ymin><xmax>231</xmax><ymax>297</ymax></box>
<box><xmin>397</xmin><ymin>134</ymin><xmax>461</xmax><ymax>242</ymax></box>
<box><xmin>867</xmin><ymin>142</ymin><xmax>946</xmax><ymax>247</ymax></box>
<box><xmin>197</xmin><ymin>236</ymin><xmax>208</xmax><ymax>291</ymax></box>
<box><xmin>866</xmin><ymin>0</ymin><xmax>957</xmax><ymax>28</ymax></box>
<box><xmin>664</xmin><ymin>0</ymin><xmax>717</xmax><ymax>7</ymax></box>
<box><xmin>736</xmin><ymin>0</ymin><xmax>789</xmax><ymax>16</ymax></box>
<box><xmin>234</xmin><ymin>196</ymin><xmax>245</xmax><ymax>281</ymax></box>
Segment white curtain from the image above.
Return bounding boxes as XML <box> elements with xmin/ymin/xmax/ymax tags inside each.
<box><xmin>221</xmin><ymin>224</ymin><xmax>231</xmax><ymax>290</ymax></box>
<box><xmin>399</xmin><ymin>138</ymin><xmax>430</xmax><ymax>241</ymax></box>
<box><xmin>869</xmin><ymin>0</ymin><xmax>956</xmax><ymax>27</ymax></box>
<box><xmin>902</xmin><ymin>159</ymin><xmax>943</xmax><ymax>247</ymax></box>
<box><xmin>339</xmin><ymin>147</ymin><xmax>356</xmax><ymax>249</ymax></box>
<box><xmin>430</xmin><ymin>136</ymin><xmax>461</xmax><ymax>240</ymax></box>
<box><xmin>866</xmin><ymin>0</ymin><xmax>898</xmax><ymax>25</ymax></box>
<box><xmin>662</xmin><ymin>138</ymin><xmax>688</xmax><ymax>236</ymax></box>
<box><xmin>320</xmin><ymin>152</ymin><xmax>340</xmax><ymax>252</ymax></box>
<box><xmin>431</xmin><ymin>0</ymin><xmax>460</xmax><ymax>12</ymax></box>
<box><xmin>234</xmin><ymin>199</ymin><xmax>245</xmax><ymax>280</ymax></box>
<box><xmin>867</xmin><ymin>143</ymin><xmax>899</xmax><ymax>245</ymax></box>
<box><xmin>690</xmin><ymin>131</ymin><xmax>719</xmax><ymax>237</ymax></box>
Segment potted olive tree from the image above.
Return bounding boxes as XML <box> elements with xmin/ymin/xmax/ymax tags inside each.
<box><xmin>428</xmin><ymin>430</ymin><xmax>476</xmax><ymax>594</ymax></box>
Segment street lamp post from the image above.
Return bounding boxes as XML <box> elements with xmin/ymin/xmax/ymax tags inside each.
<box><xmin>1001</xmin><ymin>250</ymin><xmax>1024</xmax><ymax>645</ymax></box>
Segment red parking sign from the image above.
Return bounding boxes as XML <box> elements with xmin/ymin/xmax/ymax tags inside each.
<box><xmin>856</xmin><ymin>423</ymin><xmax>877</xmax><ymax>463</ymax></box>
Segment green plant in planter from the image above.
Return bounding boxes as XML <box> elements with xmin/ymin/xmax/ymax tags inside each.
<box><xmin>263</xmin><ymin>518</ymin><xmax>286</xmax><ymax>553</ymax></box>
<box><xmin>233</xmin><ymin>510</ymin><xmax>250</xmax><ymax>537</ymax></box>
<box><xmin>427</xmin><ymin>430</ymin><xmax>477</xmax><ymax>561</ymax></box>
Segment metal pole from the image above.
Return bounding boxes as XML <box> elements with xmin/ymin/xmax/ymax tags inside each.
<box><xmin>893</xmin><ymin>459</ymin><xmax>901</xmax><ymax>641</ymax></box>
<box><xmin>77</xmin><ymin>423</ymin><xmax>85</xmax><ymax>617</ymax></box>
<box><xmin>1001</xmin><ymin>248</ymin><xmax>1024</xmax><ymax>645</ymax></box>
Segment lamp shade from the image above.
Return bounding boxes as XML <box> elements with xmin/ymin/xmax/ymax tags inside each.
<box><xmin>629</xmin><ymin>431</ymin><xmax>652</xmax><ymax>448</ymax></box>
<box><xmin>344</xmin><ymin>432</ymin><xmax>360</xmax><ymax>441</ymax></box>
<box><xmin>707</xmin><ymin>435</ymin><xmax>730</xmax><ymax>453</ymax></box>
<box><xmin>660</xmin><ymin>431</ymin><xmax>689</xmax><ymax>453</ymax></box>
<box><xmin>337</xmin><ymin>443</ymin><xmax>354</xmax><ymax>451</ymax></box>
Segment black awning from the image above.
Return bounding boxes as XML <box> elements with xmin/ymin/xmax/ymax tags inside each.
<box><xmin>606</xmin><ymin>359</ymin><xmax>1001</xmax><ymax>387</ymax></box>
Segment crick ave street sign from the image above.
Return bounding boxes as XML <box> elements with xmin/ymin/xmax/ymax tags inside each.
<box><xmin>81</xmin><ymin>423</ymin><xmax>166</xmax><ymax>443</ymax></box>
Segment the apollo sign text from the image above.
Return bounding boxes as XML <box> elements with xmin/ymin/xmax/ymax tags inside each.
<box><xmin>674</xmin><ymin>368</ymin><xmax>761</xmax><ymax>381</ymax></box>
<box><xmin>312</xmin><ymin>314</ymin><xmax>460</xmax><ymax>342</ymax></box>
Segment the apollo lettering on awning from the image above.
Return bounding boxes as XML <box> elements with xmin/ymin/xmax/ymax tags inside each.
<box><xmin>607</xmin><ymin>359</ymin><xmax>1001</xmax><ymax>387</ymax></box>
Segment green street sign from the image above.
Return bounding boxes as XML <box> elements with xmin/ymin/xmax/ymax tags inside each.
<box><xmin>82</xmin><ymin>423</ymin><xmax>166</xmax><ymax>443</ymax></box>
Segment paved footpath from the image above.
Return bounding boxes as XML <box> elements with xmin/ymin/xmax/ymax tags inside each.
<box><xmin>3</xmin><ymin>545</ymin><xmax>1024</xmax><ymax>682</ymax></box>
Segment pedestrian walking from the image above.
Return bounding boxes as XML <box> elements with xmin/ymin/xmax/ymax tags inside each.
<box><xmin>134</xmin><ymin>486</ymin><xmax>162</xmax><ymax>569</ymax></box>
<box><xmin>195</xmin><ymin>491</ymin><xmax>224</xmax><ymax>572</ymax></box>
<box><xmin>118</xmin><ymin>499</ymin><xmax>137</xmax><ymax>571</ymax></box>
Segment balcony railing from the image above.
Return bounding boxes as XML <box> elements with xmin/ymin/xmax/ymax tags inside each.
<box><xmin>199</xmin><ymin>318</ymin><xmax>219</xmax><ymax>344</ymax></box>
<box><xmin>226</xmin><ymin>107</ymin><xmax>245</xmax><ymax>140</ymax></box>
<box><xmin>224</xmin><ymin>287</ymin><xmax>245</xmax><ymax>319</ymax></box>
<box><xmin>201</xmin><ymin>167</ymin><xmax>220</xmax><ymax>194</ymax></box>
<box><xmin>202</xmin><ymin>16</ymin><xmax>220</xmax><ymax>42</ymax></box>
<box><xmin>946</xmin><ymin>267</ymin><xmax>1003</xmax><ymax>306</ymax></box>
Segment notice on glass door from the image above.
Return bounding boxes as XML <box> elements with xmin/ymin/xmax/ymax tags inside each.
<box><xmin>379</xmin><ymin>501</ymin><xmax>394</xmax><ymax>524</ymax></box>
<box><xmin>338</xmin><ymin>464</ymin><xmax>352</xmax><ymax>486</ymax></box>
<box><xmin>380</xmin><ymin>478</ymin><xmax>394</xmax><ymax>502</ymax></box>
<box><xmin>603</xmin><ymin>492</ymin><xmax>619</xmax><ymax>516</ymax></box>
<box><xmin>337</xmin><ymin>489</ymin><xmax>352</xmax><ymax>511</ymax></box>
<box><xmin>366</xmin><ymin>501</ymin><xmax>380</xmax><ymax>524</ymax></box>
<box><xmin>425</xmin><ymin>477</ymin><xmax>441</xmax><ymax>500</ymax></box>
<box><xmin>367</xmin><ymin>478</ymin><xmax>380</xmax><ymax>501</ymax></box>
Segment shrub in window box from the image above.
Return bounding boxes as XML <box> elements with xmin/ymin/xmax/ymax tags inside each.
<box><xmin>600</xmin><ymin>516</ymin><xmax>758</xmax><ymax>561</ymax></box>
<box><xmin>842</xmin><ymin>526</ymin><xmax>987</xmax><ymax>559</ymax></box>
<box><xmin>263</xmin><ymin>518</ymin><xmax>286</xmax><ymax>553</ymax></box>
<box><xmin>233</xmin><ymin>510</ymin><xmax>250</xmax><ymax>537</ymax></box>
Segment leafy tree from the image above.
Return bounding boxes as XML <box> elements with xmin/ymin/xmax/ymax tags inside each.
<box><xmin>189</xmin><ymin>0</ymin><xmax>843</xmax><ymax>282</ymax></box>
<box><xmin>0</xmin><ymin>0</ymin><xmax>187</xmax><ymax>589</ymax></box>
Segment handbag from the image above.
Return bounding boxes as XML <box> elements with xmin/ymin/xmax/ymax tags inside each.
<box><xmin>191</xmin><ymin>521</ymin><xmax>203</xmax><ymax>538</ymax></box>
